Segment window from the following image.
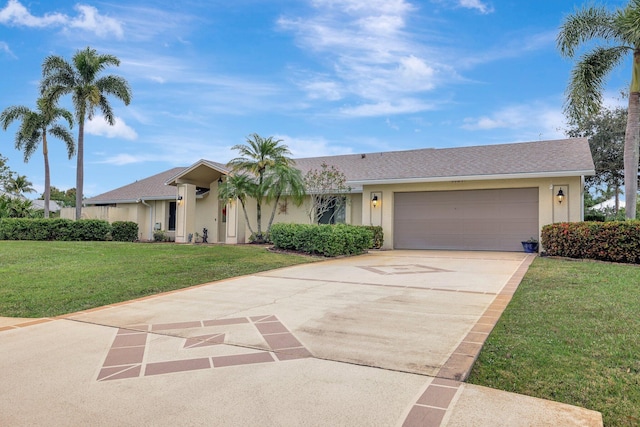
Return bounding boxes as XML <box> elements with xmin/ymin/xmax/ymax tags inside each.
<box><xmin>318</xmin><ymin>196</ymin><xmax>346</xmax><ymax>224</ymax></box>
<box><xmin>168</xmin><ymin>202</ymin><xmax>176</xmax><ymax>231</ymax></box>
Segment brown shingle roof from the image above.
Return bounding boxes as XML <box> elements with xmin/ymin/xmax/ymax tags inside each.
<box><xmin>292</xmin><ymin>138</ymin><xmax>594</xmax><ymax>183</ymax></box>
<box><xmin>85</xmin><ymin>167</ymin><xmax>185</xmax><ymax>204</ymax></box>
<box><xmin>87</xmin><ymin>138</ymin><xmax>594</xmax><ymax>203</ymax></box>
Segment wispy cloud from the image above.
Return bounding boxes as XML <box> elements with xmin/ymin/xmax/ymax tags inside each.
<box><xmin>278</xmin><ymin>0</ymin><xmax>454</xmax><ymax>117</ymax></box>
<box><xmin>275</xmin><ymin>134</ymin><xmax>355</xmax><ymax>158</ymax></box>
<box><xmin>462</xmin><ymin>102</ymin><xmax>566</xmax><ymax>140</ymax></box>
<box><xmin>0</xmin><ymin>40</ymin><xmax>14</xmax><ymax>57</ymax></box>
<box><xmin>0</xmin><ymin>0</ymin><xmax>123</xmax><ymax>38</ymax></box>
<box><xmin>86</xmin><ymin>116</ymin><xmax>137</xmax><ymax>140</ymax></box>
<box><xmin>457</xmin><ymin>0</ymin><xmax>494</xmax><ymax>14</ymax></box>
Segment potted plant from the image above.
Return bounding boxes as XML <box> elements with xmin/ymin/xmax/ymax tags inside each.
<box><xmin>521</xmin><ymin>237</ymin><xmax>539</xmax><ymax>253</ymax></box>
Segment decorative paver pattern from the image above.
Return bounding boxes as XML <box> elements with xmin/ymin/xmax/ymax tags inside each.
<box><xmin>401</xmin><ymin>254</ymin><xmax>536</xmax><ymax>426</ymax></box>
<box><xmin>359</xmin><ymin>264</ymin><xmax>451</xmax><ymax>275</ymax></box>
<box><xmin>96</xmin><ymin>315</ymin><xmax>311</xmax><ymax>382</ymax></box>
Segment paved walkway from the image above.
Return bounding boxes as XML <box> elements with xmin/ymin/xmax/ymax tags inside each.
<box><xmin>0</xmin><ymin>251</ymin><xmax>602</xmax><ymax>426</ymax></box>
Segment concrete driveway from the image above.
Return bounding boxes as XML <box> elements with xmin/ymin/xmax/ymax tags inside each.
<box><xmin>0</xmin><ymin>250</ymin><xmax>601</xmax><ymax>426</ymax></box>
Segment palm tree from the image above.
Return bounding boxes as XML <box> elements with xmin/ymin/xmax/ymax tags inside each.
<box><xmin>558</xmin><ymin>1</ymin><xmax>640</xmax><ymax>219</ymax></box>
<box><xmin>0</xmin><ymin>97</ymin><xmax>74</xmax><ymax>217</ymax></box>
<box><xmin>41</xmin><ymin>46</ymin><xmax>132</xmax><ymax>220</ymax></box>
<box><xmin>218</xmin><ymin>173</ymin><xmax>259</xmax><ymax>238</ymax></box>
<box><xmin>223</xmin><ymin>134</ymin><xmax>304</xmax><ymax>242</ymax></box>
<box><xmin>6</xmin><ymin>174</ymin><xmax>36</xmax><ymax>196</ymax></box>
<box><xmin>263</xmin><ymin>163</ymin><xmax>305</xmax><ymax>233</ymax></box>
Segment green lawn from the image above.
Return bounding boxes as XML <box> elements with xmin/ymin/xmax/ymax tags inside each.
<box><xmin>467</xmin><ymin>257</ymin><xmax>640</xmax><ymax>427</ymax></box>
<box><xmin>0</xmin><ymin>241</ymin><xmax>314</xmax><ymax>318</ymax></box>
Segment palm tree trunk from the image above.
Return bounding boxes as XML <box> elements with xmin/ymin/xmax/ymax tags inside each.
<box><xmin>75</xmin><ymin>118</ymin><xmax>84</xmax><ymax>220</ymax></box>
<box><xmin>266</xmin><ymin>194</ymin><xmax>281</xmax><ymax>235</ymax></box>
<box><xmin>624</xmin><ymin>95</ymin><xmax>640</xmax><ymax>219</ymax></box>
<box><xmin>238</xmin><ymin>199</ymin><xmax>256</xmax><ymax>237</ymax></box>
<box><xmin>42</xmin><ymin>133</ymin><xmax>50</xmax><ymax>219</ymax></box>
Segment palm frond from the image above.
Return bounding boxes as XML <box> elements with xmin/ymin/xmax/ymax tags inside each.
<box><xmin>558</xmin><ymin>5</ymin><xmax>621</xmax><ymax>57</ymax></box>
<box><xmin>565</xmin><ymin>46</ymin><xmax>628</xmax><ymax>121</ymax></box>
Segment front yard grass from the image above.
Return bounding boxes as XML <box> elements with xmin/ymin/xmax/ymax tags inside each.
<box><xmin>0</xmin><ymin>241</ymin><xmax>314</xmax><ymax>318</ymax></box>
<box><xmin>467</xmin><ymin>257</ymin><xmax>640</xmax><ymax>427</ymax></box>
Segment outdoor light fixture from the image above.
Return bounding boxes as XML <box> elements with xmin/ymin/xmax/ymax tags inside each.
<box><xmin>372</xmin><ymin>194</ymin><xmax>378</xmax><ymax>208</ymax></box>
<box><xmin>218</xmin><ymin>176</ymin><xmax>223</xmax><ymax>184</ymax></box>
<box><xmin>556</xmin><ymin>188</ymin><xmax>565</xmax><ymax>204</ymax></box>
<box><xmin>177</xmin><ymin>195</ymin><xmax>183</xmax><ymax>205</ymax></box>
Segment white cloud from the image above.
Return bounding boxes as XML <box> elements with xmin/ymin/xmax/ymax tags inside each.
<box><xmin>278</xmin><ymin>0</ymin><xmax>450</xmax><ymax>116</ymax></box>
<box><xmin>0</xmin><ymin>40</ymin><xmax>15</xmax><ymax>57</ymax></box>
<box><xmin>68</xmin><ymin>5</ymin><xmax>123</xmax><ymax>38</ymax></box>
<box><xmin>462</xmin><ymin>103</ymin><xmax>566</xmax><ymax>140</ymax></box>
<box><xmin>85</xmin><ymin>116</ymin><xmax>138</xmax><ymax>140</ymax></box>
<box><xmin>0</xmin><ymin>0</ymin><xmax>123</xmax><ymax>38</ymax></box>
<box><xmin>457</xmin><ymin>0</ymin><xmax>493</xmax><ymax>14</ymax></box>
<box><xmin>275</xmin><ymin>134</ymin><xmax>354</xmax><ymax>159</ymax></box>
<box><xmin>341</xmin><ymin>99</ymin><xmax>436</xmax><ymax>117</ymax></box>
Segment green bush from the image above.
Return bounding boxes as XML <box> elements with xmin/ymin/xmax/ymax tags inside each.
<box><xmin>363</xmin><ymin>226</ymin><xmax>383</xmax><ymax>249</ymax></box>
<box><xmin>111</xmin><ymin>221</ymin><xmax>139</xmax><ymax>242</ymax></box>
<box><xmin>0</xmin><ymin>218</ymin><xmax>112</xmax><ymax>241</ymax></box>
<box><xmin>270</xmin><ymin>223</ymin><xmax>373</xmax><ymax>257</ymax></box>
<box><xmin>542</xmin><ymin>221</ymin><xmax>640</xmax><ymax>264</ymax></box>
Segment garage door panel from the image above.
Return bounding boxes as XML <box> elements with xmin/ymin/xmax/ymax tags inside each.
<box><xmin>394</xmin><ymin>188</ymin><xmax>539</xmax><ymax>251</ymax></box>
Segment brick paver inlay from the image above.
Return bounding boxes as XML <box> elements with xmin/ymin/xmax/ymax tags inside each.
<box><xmin>359</xmin><ymin>264</ymin><xmax>450</xmax><ymax>275</ymax></box>
<box><xmin>97</xmin><ymin>315</ymin><xmax>311</xmax><ymax>381</ymax></box>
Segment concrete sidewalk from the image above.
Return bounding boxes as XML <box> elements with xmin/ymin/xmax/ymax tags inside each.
<box><xmin>0</xmin><ymin>251</ymin><xmax>602</xmax><ymax>426</ymax></box>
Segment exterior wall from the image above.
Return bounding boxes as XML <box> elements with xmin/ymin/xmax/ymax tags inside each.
<box><xmin>349</xmin><ymin>193</ymin><xmax>363</xmax><ymax>225</ymax></box>
<box><xmin>361</xmin><ymin>177</ymin><xmax>583</xmax><ymax>250</ymax></box>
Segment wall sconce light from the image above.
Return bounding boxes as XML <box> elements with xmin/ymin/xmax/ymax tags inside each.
<box><xmin>177</xmin><ymin>195</ymin><xmax>183</xmax><ymax>205</ymax></box>
<box><xmin>372</xmin><ymin>194</ymin><xmax>378</xmax><ymax>208</ymax></box>
<box><xmin>218</xmin><ymin>176</ymin><xmax>223</xmax><ymax>185</ymax></box>
<box><xmin>556</xmin><ymin>188</ymin><xmax>565</xmax><ymax>204</ymax></box>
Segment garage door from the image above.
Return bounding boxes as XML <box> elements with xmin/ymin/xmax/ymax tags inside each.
<box><xmin>394</xmin><ymin>188</ymin><xmax>539</xmax><ymax>251</ymax></box>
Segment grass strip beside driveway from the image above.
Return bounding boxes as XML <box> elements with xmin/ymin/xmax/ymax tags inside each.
<box><xmin>0</xmin><ymin>241</ymin><xmax>313</xmax><ymax>318</ymax></box>
<box><xmin>468</xmin><ymin>257</ymin><xmax>640</xmax><ymax>427</ymax></box>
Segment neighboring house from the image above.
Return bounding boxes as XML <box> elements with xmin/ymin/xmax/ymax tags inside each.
<box><xmin>31</xmin><ymin>199</ymin><xmax>63</xmax><ymax>212</ymax></box>
<box><xmin>70</xmin><ymin>138</ymin><xmax>595</xmax><ymax>251</ymax></box>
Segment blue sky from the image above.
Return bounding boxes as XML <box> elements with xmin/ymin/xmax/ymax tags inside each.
<box><xmin>0</xmin><ymin>0</ymin><xmax>631</xmax><ymax>197</ymax></box>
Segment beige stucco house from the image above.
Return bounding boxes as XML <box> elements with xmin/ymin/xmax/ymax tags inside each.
<box><xmin>70</xmin><ymin>138</ymin><xmax>595</xmax><ymax>251</ymax></box>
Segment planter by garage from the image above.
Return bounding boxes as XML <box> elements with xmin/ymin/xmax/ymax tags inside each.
<box><xmin>521</xmin><ymin>241</ymin><xmax>539</xmax><ymax>253</ymax></box>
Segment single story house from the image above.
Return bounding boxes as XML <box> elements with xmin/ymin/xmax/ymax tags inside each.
<box><xmin>72</xmin><ymin>138</ymin><xmax>595</xmax><ymax>251</ymax></box>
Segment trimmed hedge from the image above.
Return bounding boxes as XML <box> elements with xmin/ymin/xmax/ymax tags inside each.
<box><xmin>270</xmin><ymin>223</ymin><xmax>374</xmax><ymax>257</ymax></box>
<box><xmin>0</xmin><ymin>218</ymin><xmax>137</xmax><ymax>242</ymax></box>
<box><xmin>362</xmin><ymin>225</ymin><xmax>384</xmax><ymax>249</ymax></box>
<box><xmin>541</xmin><ymin>221</ymin><xmax>640</xmax><ymax>264</ymax></box>
<box><xmin>112</xmin><ymin>221</ymin><xmax>139</xmax><ymax>242</ymax></box>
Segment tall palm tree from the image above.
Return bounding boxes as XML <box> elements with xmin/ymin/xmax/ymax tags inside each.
<box><xmin>0</xmin><ymin>97</ymin><xmax>74</xmax><ymax>217</ymax></box>
<box><xmin>41</xmin><ymin>46</ymin><xmax>132</xmax><ymax>220</ymax></box>
<box><xmin>224</xmin><ymin>134</ymin><xmax>303</xmax><ymax>242</ymax></box>
<box><xmin>558</xmin><ymin>1</ymin><xmax>640</xmax><ymax>219</ymax></box>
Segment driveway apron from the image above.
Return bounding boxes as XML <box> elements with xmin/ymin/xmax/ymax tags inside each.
<box><xmin>0</xmin><ymin>250</ymin><xmax>602</xmax><ymax>426</ymax></box>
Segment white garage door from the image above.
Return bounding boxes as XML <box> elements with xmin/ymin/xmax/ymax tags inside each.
<box><xmin>394</xmin><ymin>188</ymin><xmax>539</xmax><ymax>251</ymax></box>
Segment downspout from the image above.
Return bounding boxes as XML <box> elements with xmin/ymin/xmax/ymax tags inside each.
<box><xmin>138</xmin><ymin>199</ymin><xmax>153</xmax><ymax>241</ymax></box>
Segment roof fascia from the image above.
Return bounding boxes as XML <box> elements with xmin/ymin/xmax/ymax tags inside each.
<box><xmin>85</xmin><ymin>196</ymin><xmax>177</xmax><ymax>205</ymax></box>
<box><xmin>165</xmin><ymin>159</ymin><xmax>228</xmax><ymax>186</ymax></box>
<box><xmin>349</xmin><ymin>170</ymin><xmax>596</xmax><ymax>186</ymax></box>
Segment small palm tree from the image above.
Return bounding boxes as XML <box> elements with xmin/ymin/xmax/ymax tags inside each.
<box><xmin>41</xmin><ymin>46</ymin><xmax>132</xmax><ymax>220</ymax></box>
<box><xmin>558</xmin><ymin>1</ymin><xmax>640</xmax><ymax>219</ymax></box>
<box><xmin>218</xmin><ymin>173</ymin><xmax>258</xmax><ymax>237</ymax></box>
<box><xmin>6</xmin><ymin>174</ymin><xmax>36</xmax><ymax>196</ymax></box>
<box><xmin>263</xmin><ymin>163</ymin><xmax>305</xmax><ymax>233</ymax></box>
<box><xmin>0</xmin><ymin>97</ymin><xmax>74</xmax><ymax>217</ymax></box>
<box><xmin>223</xmin><ymin>133</ymin><xmax>302</xmax><ymax>242</ymax></box>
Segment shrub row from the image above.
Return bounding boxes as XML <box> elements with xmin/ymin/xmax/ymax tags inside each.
<box><xmin>270</xmin><ymin>223</ymin><xmax>376</xmax><ymax>257</ymax></box>
<box><xmin>362</xmin><ymin>225</ymin><xmax>384</xmax><ymax>249</ymax></box>
<box><xmin>0</xmin><ymin>218</ymin><xmax>139</xmax><ymax>242</ymax></box>
<box><xmin>541</xmin><ymin>221</ymin><xmax>640</xmax><ymax>264</ymax></box>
